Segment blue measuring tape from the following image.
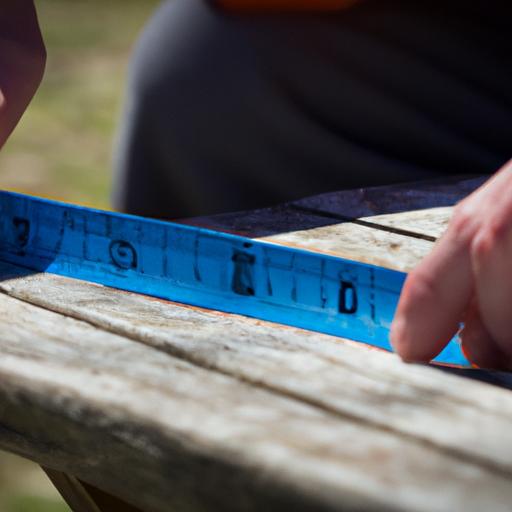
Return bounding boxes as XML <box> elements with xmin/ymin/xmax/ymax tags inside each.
<box><xmin>0</xmin><ymin>190</ymin><xmax>468</xmax><ymax>366</ymax></box>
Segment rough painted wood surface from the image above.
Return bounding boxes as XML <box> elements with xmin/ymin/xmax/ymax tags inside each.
<box><xmin>2</xmin><ymin>260</ymin><xmax>512</xmax><ymax>473</ymax></box>
<box><xmin>361</xmin><ymin>207</ymin><xmax>452</xmax><ymax>240</ymax></box>
<box><xmin>1</xmin><ymin>282</ymin><xmax>512</xmax><ymax>511</ymax></box>
<box><xmin>259</xmin><ymin>206</ymin><xmax>454</xmax><ymax>271</ymax></box>
<box><xmin>183</xmin><ymin>175</ymin><xmax>483</xmax><ymax>238</ymax></box>
<box><xmin>292</xmin><ymin>176</ymin><xmax>485</xmax><ymax>218</ymax></box>
<box><xmin>182</xmin><ymin>177</ymin><xmax>476</xmax><ymax>271</ymax></box>
<box><xmin>1</xmin><ymin>178</ymin><xmax>511</xmax><ymax>511</ymax></box>
<box><xmin>261</xmin><ymin>221</ymin><xmax>434</xmax><ymax>272</ymax></box>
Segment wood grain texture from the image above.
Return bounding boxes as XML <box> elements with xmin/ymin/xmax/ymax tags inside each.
<box><xmin>183</xmin><ymin>175</ymin><xmax>483</xmax><ymax>238</ymax></box>
<box><xmin>261</xmin><ymin>221</ymin><xmax>434</xmax><ymax>272</ymax></box>
<box><xmin>182</xmin><ymin>178</ymin><xmax>479</xmax><ymax>268</ymax></box>
<box><xmin>258</xmin><ymin>206</ymin><xmax>453</xmax><ymax>271</ymax></box>
<box><xmin>291</xmin><ymin>176</ymin><xmax>485</xmax><ymax>218</ymax></box>
<box><xmin>188</xmin><ymin>206</ymin><xmax>448</xmax><ymax>273</ymax></box>
<box><xmin>3</xmin><ymin>291</ymin><xmax>512</xmax><ymax>511</ymax></box>
<box><xmin>179</xmin><ymin>204</ymin><xmax>337</xmax><ymax>238</ymax></box>
<box><xmin>362</xmin><ymin>207</ymin><xmax>452</xmax><ymax>240</ymax></box>
<box><xmin>2</xmin><ymin>262</ymin><xmax>512</xmax><ymax>482</ymax></box>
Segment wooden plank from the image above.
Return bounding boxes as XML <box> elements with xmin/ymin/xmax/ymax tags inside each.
<box><xmin>179</xmin><ymin>203</ymin><xmax>336</xmax><ymax>238</ymax></box>
<box><xmin>258</xmin><ymin>206</ymin><xmax>452</xmax><ymax>271</ymax></box>
<box><xmin>291</xmin><ymin>175</ymin><xmax>485</xmax><ymax>218</ymax></box>
<box><xmin>42</xmin><ymin>469</ymin><xmax>103</xmax><ymax>512</ymax></box>
<box><xmin>260</xmin><ymin>220</ymin><xmax>434</xmax><ymax>272</ymax></box>
<box><xmin>180</xmin><ymin>186</ymin><xmax>461</xmax><ymax>273</ymax></box>
<box><xmin>2</xmin><ymin>262</ymin><xmax>512</xmax><ymax>481</ymax></box>
<box><xmin>2</xmin><ymin>292</ymin><xmax>511</xmax><ymax>511</ymax></box>
<box><xmin>185</xmin><ymin>205</ymin><xmax>439</xmax><ymax>272</ymax></box>
<box><xmin>182</xmin><ymin>176</ymin><xmax>484</xmax><ymax>238</ymax></box>
<box><xmin>43</xmin><ymin>468</ymin><xmax>144</xmax><ymax>512</ymax></box>
<box><xmin>360</xmin><ymin>207</ymin><xmax>452</xmax><ymax>240</ymax></box>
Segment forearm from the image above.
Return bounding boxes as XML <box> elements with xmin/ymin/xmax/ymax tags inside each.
<box><xmin>0</xmin><ymin>1</ymin><xmax>46</xmax><ymax>149</ymax></box>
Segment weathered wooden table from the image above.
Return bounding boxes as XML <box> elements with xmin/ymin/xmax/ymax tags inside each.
<box><xmin>1</xmin><ymin>177</ymin><xmax>512</xmax><ymax>512</ymax></box>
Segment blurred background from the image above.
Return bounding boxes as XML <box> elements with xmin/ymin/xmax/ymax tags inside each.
<box><xmin>0</xmin><ymin>0</ymin><xmax>159</xmax><ymax>510</ymax></box>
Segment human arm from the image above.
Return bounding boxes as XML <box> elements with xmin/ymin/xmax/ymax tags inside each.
<box><xmin>391</xmin><ymin>159</ymin><xmax>512</xmax><ymax>369</ymax></box>
<box><xmin>0</xmin><ymin>1</ymin><xmax>46</xmax><ymax>149</ymax></box>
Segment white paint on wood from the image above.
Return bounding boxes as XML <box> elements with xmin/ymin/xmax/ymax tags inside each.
<box><xmin>261</xmin><ymin>221</ymin><xmax>434</xmax><ymax>271</ymax></box>
<box><xmin>362</xmin><ymin>207</ymin><xmax>453</xmax><ymax>240</ymax></box>
<box><xmin>1</xmin><ymin>263</ymin><xmax>512</xmax><ymax>482</ymax></box>
<box><xmin>2</xmin><ymin>292</ymin><xmax>510</xmax><ymax>511</ymax></box>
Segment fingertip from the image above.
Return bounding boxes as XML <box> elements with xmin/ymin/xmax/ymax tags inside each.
<box><xmin>390</xmin><ymin>239</ymin><xmax>471</xmax><ymax>364</ymax></box>
<box><xmin>390</xmin><ymin>277</ymin><xmax>428</xmax><ymax>361</ymax></box>
<box><xmin>390</xmin><ymin>317</ymin><xmax>406</xmax><ymax>357</ymax></box>
<box><xmin>391</xmin><ymin>281</ymin><xmax>459</xmax><ymax>364</ymax></box>
<box><xmin>390</xmin><ymin>316</ymin><xmax>411</xmax><ymax>359</ymax></box>
<box><xmin>390</xmin><ymin>314</ymin><xmax>438</xmax><ymax>364</ymax></box>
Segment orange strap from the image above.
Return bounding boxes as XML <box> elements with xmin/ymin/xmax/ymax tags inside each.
<box><xmin>216</xmin><ymin>0</ymin><xmax>358</xmax><ymax>12</ymax></box>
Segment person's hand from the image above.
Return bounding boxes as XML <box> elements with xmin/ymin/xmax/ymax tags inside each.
<box><xmin>391</xmin><ymin>159</ymin><xmax>512</xmax><ymax>369</ymax></box>
<box><xmin>0</xmin><ymin>1</ymin><xmax>46</xmax><ymax>149</ymax></box>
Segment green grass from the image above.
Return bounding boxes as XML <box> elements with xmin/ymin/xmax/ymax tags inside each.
<box><xmin>0</xmin><ymin>452</ymin><xmax>70</xmax><ymax>512</ymax></box>
<box><xmin>2</xmin><ymin>495</ymin><xmax>71</xmax><ymax>512</ymax></box>
<box><xmin>0</xmin><ymin>0</ymin><xmax>160</xmax><ymax>208</ymax></box>
<box><xmin>0</xmin><ymin>1</ymin><xmax>159</xmax><ymax>510</ymax></box>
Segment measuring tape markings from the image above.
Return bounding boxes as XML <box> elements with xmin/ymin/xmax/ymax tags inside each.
<box><xmin>0</xmin><ymin>190</ymin><xmax>468</xmax><ymax>366</ymax></box>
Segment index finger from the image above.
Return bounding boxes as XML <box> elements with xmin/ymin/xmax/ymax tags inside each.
<box><xmin>390</xmin><ymin>221</ymin><xmax>474</xmax><ymax>362</ymax></box>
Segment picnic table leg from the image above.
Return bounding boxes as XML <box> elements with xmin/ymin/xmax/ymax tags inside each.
<box><xmin>42</xmin><ymin>467</ymin><xmax>144</xmax><ymax>512</ymax></box>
